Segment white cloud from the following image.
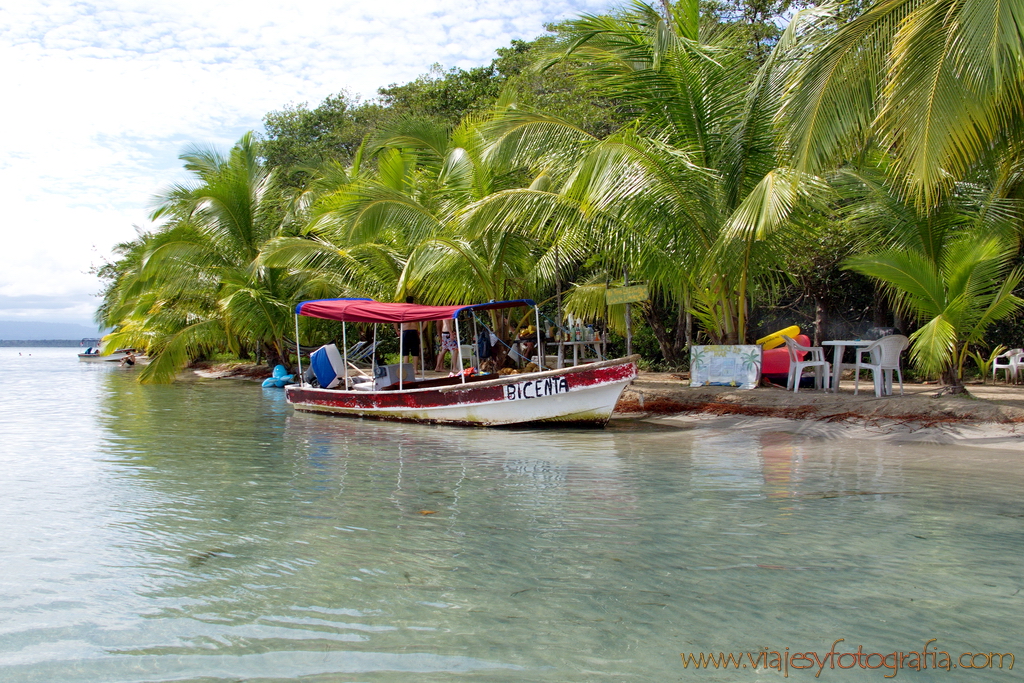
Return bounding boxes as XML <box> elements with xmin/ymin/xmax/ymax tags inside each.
<box><xmin>0</xmin><ymin>0</ymin><xmax>616</xmax><ymax>325</ymax></box>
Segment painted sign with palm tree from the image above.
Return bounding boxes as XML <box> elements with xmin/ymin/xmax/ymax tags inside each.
<box><xmin>690</xmin><ymin>345</ymin><xmax>761</xmax><ymax>389</ymax></box>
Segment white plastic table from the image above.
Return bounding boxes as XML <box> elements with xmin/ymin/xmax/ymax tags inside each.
<box><xmin>821</xmin><ymin>340</ymin><xmax>873</xmax><ymax>393</ymax></box>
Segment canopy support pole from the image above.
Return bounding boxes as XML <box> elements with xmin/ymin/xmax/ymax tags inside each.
<box><xmin>342</xmin><ymin>322</ymin><xmax>349</xmax><ymax>389</ymax></box>
<box><xmin>555</xmin><ymin>243</ymin><xmax>564</xmax><ymax>369</ymax></box>
<box><xmin>417</xmin><ymin>321</ymin><xmax>424</xmax><ymax>380</ymax></box>
<box><xmin>372</xmin><ymin>325</ymin><xmax>378</xmax><ymax>382</ymax></box>
<box><xmin>472</xmin><ymin>317</ymin><xmax>479</xmax><ymax>370</ymax></box>
<box><xmin>624</xmin><ymin>266</ymin><xmax>633</xmax><ymax>357</ymax></box>
<box><xmin>294</xmin><ymin>314</ymin><xmax>303</xmax><ymax>387</ymax></box>
<box><xmin>455</xmin><ymin>317</ymin><xmax>466</xmax><ymax>383</ymax></box>
<box><xmin>399</xmin><ymin>326</ymin><xmax>404</xmax><ymax>391</ymax></box>
<box><xmin>534</xmin><ymin>306</ymin><xmax>543</xmax><ymax>370</ymax></box>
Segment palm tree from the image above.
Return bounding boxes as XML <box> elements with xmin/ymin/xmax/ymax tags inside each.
<box><xmin>261</xmin><ymin>116</ymin><xmax>555</xmax><ymax>344</ymax></box>
<box><xmin>783</xmin><ymin>0</ymin><xmax>1024</xmax><ymax>208</ymax></box>
<box><xmin>102</xmin><ymin>133</ymin><xmax>306</xmax><ymax>382</ymax></box>
<box><xmin>847</xmin><ymin>235</ymin><xmax>1023</xmax><ymax>386</ymax></box>
<box><xmin>459</xmin><ymin>0</ymin><xmax>833</xmax><ymax>356</ymax></box>
<box><xmin>258</xmin><ymin>151</ymin><xmax>413</xmax><ymax>303</ymax></box>
<box><xmin>839</xmin><ymin>158</ymin><xmax>1024</xmax><ymax>385</ymax></box>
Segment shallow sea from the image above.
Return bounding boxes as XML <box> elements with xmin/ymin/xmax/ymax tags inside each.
<box><xmin>1</xmin><ymin>348</ymin><xmax>1022</xmax><ymax>682</ymax></box>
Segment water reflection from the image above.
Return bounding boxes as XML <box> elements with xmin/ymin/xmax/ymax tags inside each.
<box><xmin>1</xmin><ymin>349</ymin><xmax>1022</xmax><ymax>681</ymax></box>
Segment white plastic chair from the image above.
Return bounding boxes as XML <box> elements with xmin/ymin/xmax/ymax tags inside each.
<box><xmin>993</xmin><ymin>348</ymin><xmax>1023</xmax><ymax>383</ymax></box>
<box><xmin>854</xmin><ymin>335</ymin><xmax>909</xmax><ymax>397</ymax></box>
<box><xmin>459</xmin><ymin>344</ymin><xmax>478</xmax><ymax>368</ymax></box>
<box><xmin>783</xmin><ymin>336</ymin><xmax>831</xmax><ymax>393</ymax></box>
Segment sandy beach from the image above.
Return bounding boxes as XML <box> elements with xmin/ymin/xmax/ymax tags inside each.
<box><xmin>617</xmin><ymin>373</ymin><xmax>1024</xmax><ymax>450</ymax></box>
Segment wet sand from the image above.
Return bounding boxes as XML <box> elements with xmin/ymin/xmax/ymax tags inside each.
<box><xmin>616</xmin><ymin>374</ymin><xmax>1024</xmax><ymax>450</ymax></box>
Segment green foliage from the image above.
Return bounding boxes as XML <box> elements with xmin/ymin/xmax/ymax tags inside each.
<box><xmin>846</xmin><ymin>234</ymin><xmax>1024</xmax><ymax>384</ymax></box>
<box><xmin>967</xmin><ymin>344</ymin><xmax>1008</xmax><ymax>383</ymax></box>
<box><xmin>261</xmin><ymin>93</ymin><xmax>384</xmax><ymax>185</ymax></box>
<box><xmin>700</xmin><ymin>0</ymin><xmax>817</xmax><ymax>61</ymax></box>
<box><xmin>496</xmin><ymin>37</ymin><xmax>625</xmax><ymax>138</ymax></box>
<box><xmin>377</xmin><ymin>63</ymin><xmax>503</xmax><ymax>123</ymax></box>
<box><xmin>101</xmin><ymin>133</ymin><xmax>315</xmax><ymax>383</ymax></box>
<box><xmin>468</xmin><ymin>0</ymin><xmax>830</xmax><ymax>352</ymax></box>
<box><xmin>783</xmin><ymin>0</ymin><xmax>1024</xmax><ymax>207</ymax></box>
<box><xmin>258</xmin><ymin>36</ymin><xmax>622</xmax><ymax>183</ymax></box>
<box><xmin>98</xmin><ymin>0</ymin><xmax>1024</xmax><ymax>379</ymax></box>
<box><xmin>260</xmin><ymin>114</ymin><xmax>559</xmax><ymax>350</ymax></box>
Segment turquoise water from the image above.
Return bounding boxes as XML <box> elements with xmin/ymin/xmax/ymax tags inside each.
<box><xmin>1</xmin><ymin>348</ymin><xmax>1021</xmax><ymax>682</ymax></box>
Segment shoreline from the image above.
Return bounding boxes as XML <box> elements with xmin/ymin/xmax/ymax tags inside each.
<box><xmin>614</xmin><ymin>412</ymin><xmax>1024</xmax><ymax>451</ymax></box>
<box><xmin>194</xmin><ymin>362</ymin><xmax>1024</xmax><ymax>446</ymax></box>
<box><xmin>615</xmin><ymin>372</ymin><xmax>1024</xmax><ymax>450</ymax></box>
<box><xmin>618</xmin><ymin>373</ymin><xmax>1024</xmax><ymax>424</ymax></box>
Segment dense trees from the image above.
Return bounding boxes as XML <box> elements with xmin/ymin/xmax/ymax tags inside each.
<box><xmin>261</xmin><ymin>93</ymin><xmax>384</xmax><ymax>183</ymax></box>
<box><xmin>259</xmin><ymin>37</ymin><xmax>621</xmax><ymax>177</ymax></box>
<box><xmin>98</xmin><ymin>0</ymin><xmax>1024</xmax><ymax>385</ymax></box>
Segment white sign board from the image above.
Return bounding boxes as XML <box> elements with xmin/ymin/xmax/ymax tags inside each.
<box><xmin>689</xmin><ymin>345</ymin><xmax>761</xmax><ymax>390</ymax></box>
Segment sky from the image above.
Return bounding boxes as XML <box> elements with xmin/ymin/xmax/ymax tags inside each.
<box><xmin>0</xmin><ymin>0</ymin><xmax>616</xmax><ymax>329</ymax></box>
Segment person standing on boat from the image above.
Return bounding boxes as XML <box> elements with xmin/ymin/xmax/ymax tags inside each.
<box><xmin>394</xmin><ymin>296</ymin><xmax>420</xmax><ymax>374</ymax></box>
<box><xmin>435</xmin><ymin>318</ymin><xmax>458</xmax><ymax>373</ymax></box>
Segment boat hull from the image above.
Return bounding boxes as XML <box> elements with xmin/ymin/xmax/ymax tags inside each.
<box><xmin>285</xmin><ymin>356</ymin><xmax>638</xmax><ymax>427</ymax></box>
<box><xmin>77</xmin><ymin>352</ymin><xmax>148</xmax><ymax>364</ymax></box>
<box><xmin>78</xmin><ymin>353</ymin><xmax>126</xmax><ymax>363</ymax></box>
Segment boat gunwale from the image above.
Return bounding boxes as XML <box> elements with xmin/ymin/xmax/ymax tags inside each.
<box><xmin>436</xmin><ymin>354</ymin><xmax>639</xmax><ymax>393</ymax></box>
<box><xmin>288</xmin><ymin>355</ymin><xmax>639</xmax><ymax>398</ymax></box>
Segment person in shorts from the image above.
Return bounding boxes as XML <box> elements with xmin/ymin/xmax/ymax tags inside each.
<box><xmin>400</xmin><ymin>325</ymin><xmax>420</xmax><ymax>372</ymax></box>
<box><xmin>435</xmin><ymin>318</ymin><xmax>459</xmax><ymax>373</ymax></box>
<box><xmin>395</xmin><ymin>296</ymin><xmax>420</xmax><ymax>374</ymax></box>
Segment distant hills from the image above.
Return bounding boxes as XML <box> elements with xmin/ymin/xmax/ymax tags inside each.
<box><xmin>0</xmin><ymin>320</ymin><xmax>104</xmax><ymax>341</ymax></box>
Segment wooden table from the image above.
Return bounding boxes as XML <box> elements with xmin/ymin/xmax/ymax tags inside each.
<box><xmin>821</xmin><ymin>340</ymin><xmax>873</xmax><ymax>393</ymax></box>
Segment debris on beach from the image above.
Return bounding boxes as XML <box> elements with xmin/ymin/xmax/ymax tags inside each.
<box><xmin>613</xmin><ymin>374</ymin><xmax>1024</xmax><ymax>427</ymax></box>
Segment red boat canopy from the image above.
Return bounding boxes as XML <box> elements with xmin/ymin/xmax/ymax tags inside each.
<box><xmin>295</xmin><ymin>298</ymin><xmax>537</xmax><ymax>323</ymax></box>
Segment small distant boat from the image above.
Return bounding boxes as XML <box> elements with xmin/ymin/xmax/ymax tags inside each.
<box><xmin>285</xmin><ymin>298</ymin><xmax>638</xmax><ymax>427</ymax></box>
<box><xmin>77</xmin><ymin>347</ymin><xmax>146</xmax><ymax>364</ymax></box>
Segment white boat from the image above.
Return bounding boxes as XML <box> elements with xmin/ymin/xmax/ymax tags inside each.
<box><xmin>285</xmin><ymin>298</ymin><xmax>638</xmax><ymax>427</ymax></box>
<box><xmin>77</xmin><ymin>347</ymin><xmax>146</xmax><ymax>363</ymax></box>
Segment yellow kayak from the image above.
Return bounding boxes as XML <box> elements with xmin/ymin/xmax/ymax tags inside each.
<box><xmin>757</xmin><ymin>325</ymin><xmax>800</xmax><ymax>350</ymax></box>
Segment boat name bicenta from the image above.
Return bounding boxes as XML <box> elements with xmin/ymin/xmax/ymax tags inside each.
<box><xmin>505</xmin><ymin>376</ymin><xmax>570</xmax><ymax>401</ymax></box>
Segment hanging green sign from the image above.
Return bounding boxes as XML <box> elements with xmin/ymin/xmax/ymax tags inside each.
<box><xmin>605</xmin><ymin>284</ymin><xmax>649</xmax><ymax>305</ymax></box>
